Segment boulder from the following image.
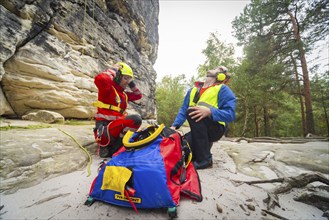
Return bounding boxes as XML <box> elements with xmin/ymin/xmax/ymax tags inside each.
<box><xmin>22</xmin><ymin>110</ymin><xmax>65</xmax><ymax>123</ymax></box>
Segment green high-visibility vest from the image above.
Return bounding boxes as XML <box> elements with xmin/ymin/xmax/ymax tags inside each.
<box><xmin>189</xmin><ymin>84</ymin><xmax>225</xmax><ymax>126</ymax></box>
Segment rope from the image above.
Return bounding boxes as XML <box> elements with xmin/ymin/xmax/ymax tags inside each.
<box><xmin>58</xmin><ymin>128</ymin><xmax>92</xmax><ymax>177</ymax></box>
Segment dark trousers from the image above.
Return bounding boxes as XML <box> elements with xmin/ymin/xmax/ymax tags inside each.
<box><xmin>185</xmin><ymin>109</ymin><xmax>225</xmax><ymax>163</ymax></box>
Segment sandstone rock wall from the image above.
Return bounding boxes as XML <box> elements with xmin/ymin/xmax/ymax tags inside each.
<box><xmin>0</xmin><ymin>0</ymin><xmax>159</xmax><ymax>119</ymax></box>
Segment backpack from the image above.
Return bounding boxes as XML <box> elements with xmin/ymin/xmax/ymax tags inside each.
<box><xmin>85</xmin><ymin>124</ymin><xmax>202</xmax><ymax>218</ymax></box>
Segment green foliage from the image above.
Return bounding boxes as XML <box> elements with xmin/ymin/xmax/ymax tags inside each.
<box><xmin>155</xmin><ymin>0</ymin><xmax>329</xmax><ymax>137</ymax></box>
<box><xmin>233</xmin><ymin>0</ymin><xmax>329</xmax><ymax>49</ymax></box>
<box><xmin>0</xmin><ymin>124</ymin><xmax>51</xmax><ymax>131</ymax></box>
<box><xmin>197</xmin><ymin>32</ymin><xmax>236</xmax><ymax>78</ymax></box>
<box><xmin>62</xmin><ymin>119</ymin><xmax>95</xmax><ymax>125</ymax></box>
<box><xmin>230</xmin><ymin>0</ymin><xmax>329</xmax><ymax>136</ymax></box>
<box><xmin>271</xmin><ymin>94</ymin><xmax>303</xmax><ymax>137</ymax></box>
<box><xmin>155</xmin><ymin>75</ymin><xmax>187</xmax><ymax>126</ymax></box>
<box><xmin>311</xmin><ymin>72</ymin><xmax>329</xmax><ymax>136</ymax></box>
<box><xmin>0</xmin><ymin>119</ymin><xmax>94</xmax><ymax>131</ymax></box>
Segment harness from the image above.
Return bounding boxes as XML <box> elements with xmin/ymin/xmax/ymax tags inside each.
<box><xmin>93</xmin><ymin>86</ymin><xmax>128</xmax><ymax>115</ymax></box>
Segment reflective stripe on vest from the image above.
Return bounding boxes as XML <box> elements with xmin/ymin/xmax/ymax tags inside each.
<box><xmin>93</xmin><ymin>86</ymin><xmax>128</xmax><ymax>114</ymax></box>
<box><xmin>189</xmin><ymin>84</ymin><xmax>225</xmax><ymax>126</ymax></box>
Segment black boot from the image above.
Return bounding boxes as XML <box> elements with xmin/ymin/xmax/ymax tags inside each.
<box><xmin>193</xmin><ymin>159</ymin><xmax>213</xmax><ymax>170</ymax></box>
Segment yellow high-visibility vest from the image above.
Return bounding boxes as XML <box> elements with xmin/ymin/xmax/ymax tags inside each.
<box><xmin>189</xmin><ymin>84</ymin><xmax>225</xmax><ymax>126</ymax></box>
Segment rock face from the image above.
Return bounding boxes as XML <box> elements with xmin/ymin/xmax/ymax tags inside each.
<box><xmin>0</xmin><ymin>0</ymin><xmax>159</xmax><ymax>119</ymax></box>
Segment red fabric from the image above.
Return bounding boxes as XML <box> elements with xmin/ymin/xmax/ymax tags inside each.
<box><xmin>124</xmin><ymin>190</ymin><xmax>138</xmax><ymax>214</ymax></box>
<box><xmin>159</xmin><ymin>133</ymin><xmax>182</xmax><ymax>205</ymax></box>
<box><xmin>113</xmin><ymin>146</ymin><xmax>126</xmax><ymax>157</ymax></box>
<box><xmin>94</xmin><ymin>70</ymin><xmax>142</xmax><ymax>121</ymax></box>
<box><xmin>93</xmin><ymin>127</ymin><xmax>111</xmax><ymax>146</ymax></box>
<box><xmin>93</xmin><ymin>116</ymin><xmax>141</xmax><ymax>147</ymax></box>
<box><xmin>160</xmin><ymin>132</ymin><xmax>202</xmax><ymax>203</ymax></box>
<box><xmin>195</xmin><ymin>81</ymin><xmax>220</xmax><ymax>97</ymax></box>
<box><xmin>89</xmin><ymin>176</ymin><xmax>98</xmax><ymax>195</ymax></box>
<box><xmin>199</xmin><ymin>87</ymin><xmax>208</xmax><ymax>97</ymax></box>
<box><xmin>108</xmin><ymin>116</ymin><xmax>141</xmax><ymax>138</ymax></box>
<box><xmin>180</xmin><ymin>163</ymin><xmax>202</xmax><ymax>201</ymax></box>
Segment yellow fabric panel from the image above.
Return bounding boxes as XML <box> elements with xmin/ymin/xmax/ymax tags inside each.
<box><xmin>101</xmin><ymin>166</ymin><xmax>132</xmax><ymax>195</ymax></box>
<box><xmin>189</xmin><ymin>84</ymin><xmax>225</xmax><ymax>126</ymax></box>
<box><xmin>197</xmin><ymin>84</ymin><xmax>222</xmax><ymax>107</ymax></box>
<box><xmin>189</xmin><ymin>87</ymin><xmax>198</xmax><ymax>106</ymax></box>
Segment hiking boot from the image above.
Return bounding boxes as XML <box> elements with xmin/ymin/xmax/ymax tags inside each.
<box><xmin>193</xmin><ymin>160</ymin><xmax>213</xmax><ymax>170</ymax></box>
<box><xmin>99</xmin><ymin>138</ymin><xmax>123</xmax><ymax>158</ymax></box>
<box><xmin>99</xmin><ymin>146</ymin><xmax>110</xmax><ymax>158</ymax></box>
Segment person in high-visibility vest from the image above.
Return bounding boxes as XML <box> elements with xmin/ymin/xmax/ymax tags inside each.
<box><xmin>170</xmin><ymin>66</ymin><xmax>236</xmax><ymax>169</ymax></box>
<box><xmin>93</xmin><ymin>62</ymin><xmax>142</xmax><ymax>157</ymax></box>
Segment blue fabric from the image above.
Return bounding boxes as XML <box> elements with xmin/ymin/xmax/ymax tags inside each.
<box><xmin>90</xmin><ymin>137</ymin><xmax>176</xmax><ymax>208</ymax></box>
<box><xmin>172</xmin><ymin>84</ymin><xmax>236</xmax><ymax>128</ymax></box>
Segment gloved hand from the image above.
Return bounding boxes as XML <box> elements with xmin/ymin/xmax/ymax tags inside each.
<box><xmin>128</xmin><ymin>80</ymin><xmax>136</xmax><ymax>88</ymax></box>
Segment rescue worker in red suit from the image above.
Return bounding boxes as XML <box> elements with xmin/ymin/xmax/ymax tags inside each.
<box><xmin>93</xmin><ymin>62</ymin><xmax>142</xmax><ymax>157</ymax></box>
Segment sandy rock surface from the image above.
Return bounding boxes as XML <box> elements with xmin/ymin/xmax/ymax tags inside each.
<box><xmin>0</xmin><ymin>119</ymin><xmax>328</xmax><ymax>219</ymax></box>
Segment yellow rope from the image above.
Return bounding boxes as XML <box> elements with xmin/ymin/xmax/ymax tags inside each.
<box><xmin>58</xmin><ymin>128</ymin><xmax>92</xmax><ymax>177</ymax></box>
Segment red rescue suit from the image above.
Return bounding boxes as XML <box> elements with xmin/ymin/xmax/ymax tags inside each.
<box><xmin>93</xmin><ymin>69</ymin><xmax>142</xmax><ymax>156</ymax></box>
<box><xmin>94</xmin><ymin>69</ymin><xmax>142</xmax><ymax>121</ymax></box>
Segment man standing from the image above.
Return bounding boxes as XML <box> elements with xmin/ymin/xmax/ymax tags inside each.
<box><xmin>93</xmin><ymin>62</ymin><xmax>142</xmax><ymax>157</ymax></box>
<box><xmin>170</xmin><ymin>66</ymin><xmax>236</xmax><ymax>169</ymax></box>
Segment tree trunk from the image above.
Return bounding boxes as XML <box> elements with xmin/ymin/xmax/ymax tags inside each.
<box><xmin>291</xmin><ymin>54</ymin><xmax>306</xmax><ymax>136</ymax></box>
<box><xmin>241</xmin><ymin>98</ymin><xmax>249</xmax><ymax>137</ymax></box>
<box><xmin>320</xmin><ymin>86</ymin><xmax>329</xmax><ymax>137</ymax></box>
<box><xmin>288</xmin><ymin>12</ymin><xmax>315</xmax><ymax>135</ymax></box>
<box><xmin>264</xmin><ymin>106</ymin><xmax>270</xmax><ymax>136</ymax></box>
<box><xmin>254</xmin><ymin>106</ymin><xmax>259</xmax><ymax>137</ymax></box>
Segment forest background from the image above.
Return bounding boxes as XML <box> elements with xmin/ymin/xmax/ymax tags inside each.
<box><xmin>155</xmin><ymin>0</ymin><xmax>329</xmax><ymax>138</ymax></box>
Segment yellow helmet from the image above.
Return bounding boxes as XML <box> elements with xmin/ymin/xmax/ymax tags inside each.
<box><xmin>116</xmin><ymin>62</ymin><xmax>133</xmax><ymax>78</ymax></box>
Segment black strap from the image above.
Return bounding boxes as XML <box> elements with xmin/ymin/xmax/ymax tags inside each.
<box><xmin>97</xmin><ymin>126</ymin><xmax>104</xmax><ymax>139</ymax></box>
<box><xmin>125</xmin><ymin>125</ymin><xmax>159</xmax><ymax>150</ymax></box>
<box><xmin>170</xmin><ymin>158</ymin><xmax>185</xmax><ymax>185</ymax></box>
<box><xmin>169</xmin><ymin>134</ymin><xmax>191</xmax><ymax>185</ymax></box>
<box><xmin>193</xmin><ymin>87</ymin><xmax>201</xmax><ymax>104</ymax></box>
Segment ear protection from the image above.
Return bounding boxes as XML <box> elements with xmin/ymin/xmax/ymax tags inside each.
<box><xmin>114</xmin><ymin>70</ymin><xmax>122</xmax><ymax>84</ymax></box>
<box><xmin>114</xmin><ymin>63</ymin><xmax>123</xmax><ymax>84</ymax></box>
<box><xmin>217</xmin><ymin>73</ymin><xmax>226</xmax><ymax>82</ymax></box>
